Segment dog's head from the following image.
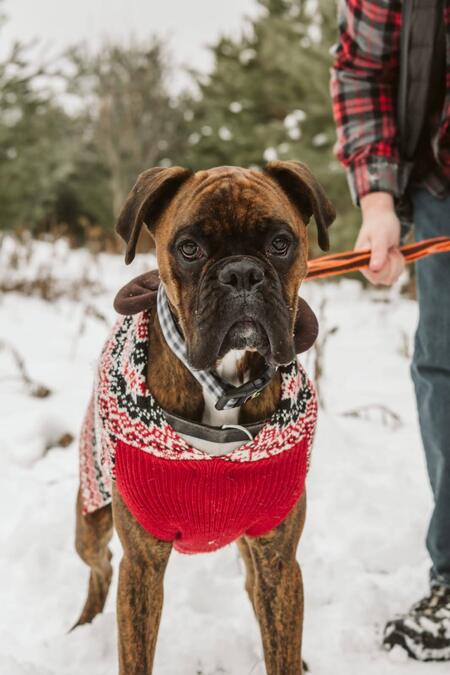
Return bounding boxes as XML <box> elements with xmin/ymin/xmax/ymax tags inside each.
<box><xmin>116</xmin><ymin>162</ymin><xmax>335</xmax><ymax>370</ymax></box>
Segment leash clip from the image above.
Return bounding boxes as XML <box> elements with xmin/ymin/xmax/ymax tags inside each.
<box><xmin>215</xmin><ymin>364</ymin><xmax>277</xmax><ymax>411</ymax></box>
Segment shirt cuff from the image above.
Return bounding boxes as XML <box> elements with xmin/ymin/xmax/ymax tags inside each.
<box><xmin>347</xmin><ymin>157</ymin><xmax>400</xmax><ymax>206</ymax></box>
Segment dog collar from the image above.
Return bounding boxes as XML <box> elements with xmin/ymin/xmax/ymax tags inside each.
<box><xmin>156</xmin><ymin>283</ymin><xmax>277</xmax><ymax>410</ymax></box>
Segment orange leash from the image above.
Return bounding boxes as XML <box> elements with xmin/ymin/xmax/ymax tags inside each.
<box><xmin>306</xmin><ymin>236</ymin><xmax>450</xmax><ymax>281</ymax></box>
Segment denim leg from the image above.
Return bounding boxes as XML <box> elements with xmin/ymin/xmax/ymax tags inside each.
<box><xmin>411</xmin><ymin>188</ymin><xmax>450</xmax><ymax>587</ymax></box>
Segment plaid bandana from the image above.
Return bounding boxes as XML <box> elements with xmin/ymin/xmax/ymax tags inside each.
<box><xmin>156</xmin><ymin>283</ymin><xmax>276</xmax><ymax>410</ymax></box>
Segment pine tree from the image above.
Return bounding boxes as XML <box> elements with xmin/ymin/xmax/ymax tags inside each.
<box><xmin>186</xmin><ymin>0</ymin><xmax>358</xmax><ymax>251</ymax></box>
<box><xmin>0</xmin><ymin>3</ymin><xmax>106</xmax><ymax>237</ymax></box>
<box><xmin>66</xmin><ymin>40</ymin><xmax>189</xmax><ymax>220</ymax></box>
<box><xmin>0</xmin><ymin>30</ymin><xmax>75</xmax><ymax>230</ymax></box>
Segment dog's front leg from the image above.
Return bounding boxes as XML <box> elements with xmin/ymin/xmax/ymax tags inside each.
<box><xmin>244</xmin><ymin>493</ymin><xmax>306</xmax><ymax>675</ymax></box>
<box><xmin>112</xmin><ymin>487</ymin><xmax>172</xmax><ymax>675</ymax></box>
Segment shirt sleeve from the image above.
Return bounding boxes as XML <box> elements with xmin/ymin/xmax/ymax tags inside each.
<box><xmin>330</xmin><ymin>0</ymin><xmax>403</xmax><ymax>204</ymax></box>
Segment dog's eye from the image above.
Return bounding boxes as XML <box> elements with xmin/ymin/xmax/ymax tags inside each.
<box><xmin>178</xmin><ymin>240</ymin><xmax>203</xmax><ymax>261</ymax></box>
<box><xmin>270</xmin><ymin>235</ymin><xmax>290</xmax><ymax>256</ymax></box>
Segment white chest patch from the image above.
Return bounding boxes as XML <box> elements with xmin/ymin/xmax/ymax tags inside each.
<box><xmin>178</xmin><ymin>350</ymin><xmax>251</xmax><ymax>455</ymax></box>
<box><xmin>202</xmin><ymin>349</ymin><xmax>247</xmax><ymax>427</ymax></box>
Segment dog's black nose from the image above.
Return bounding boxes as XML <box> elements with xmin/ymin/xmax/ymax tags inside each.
<box><xmin>218</xmin><ymin>259</ymin><xmax>264</xmax><ymax>293</ymax></box>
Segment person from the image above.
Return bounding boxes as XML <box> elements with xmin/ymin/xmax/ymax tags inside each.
<box><xmin>331</xmin><ymin>0</ymin><xmax>450</xmax><ymax>662</ymax></box>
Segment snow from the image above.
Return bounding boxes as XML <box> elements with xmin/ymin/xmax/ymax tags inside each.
<box><xmin>218</xmin><ymin>127</ymin><xmax>233</xmax><ymax>142</ymax></box>
<box><xmin>0</xmin><ymin>238</ymin><xmax>447</xmax><ymax>674</ymax></box>
<box><xmin>263</xmin><ymin>147</ymin><xmax>278</xmax><ymax>162</ymax></box>
<box><xmin>284</xmin><ymin>109</ymin><xmax>306</xmax><ymax>142</ymax></box>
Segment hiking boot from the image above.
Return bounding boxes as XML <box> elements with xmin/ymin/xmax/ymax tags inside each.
<box><xmin>383</xmin><ymin>584</ymin><xmax>450</xmax><ymax>661</ymax></box>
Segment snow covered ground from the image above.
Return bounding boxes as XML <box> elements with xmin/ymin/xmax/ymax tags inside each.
<box><xmin>0</xmin><ymin>237</ymin><xmax>446</xmax><ymax>674</ymax></box>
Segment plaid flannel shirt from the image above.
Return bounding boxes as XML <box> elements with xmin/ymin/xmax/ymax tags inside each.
<box><xmin>331</xmin><ymin>0</ymin><xmax>450</xmax><ymax>205</ymax></box>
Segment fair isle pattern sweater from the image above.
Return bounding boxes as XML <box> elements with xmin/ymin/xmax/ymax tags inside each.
<box><xmin>79</xmin><ymin>310</ymin><xmax>318</xmax><ymax>554</ymax></box>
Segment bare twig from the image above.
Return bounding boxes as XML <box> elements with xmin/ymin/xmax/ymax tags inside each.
<box><xmin>0</xmin><ymin>339</ymin><xmax>52</xmax><ymax>397</ymax></box>
<box><xmin>398</xmin><ymin>329</ymin><xmax>411</xmax><ymax>359</ymax></box>
<box><xmin>44</xmin><ymin>432</ymin><xmax>75</xmax><ymax>454</ymax></box>
<box><xmin>341</xmin><ymin>403</ymin><xmax>402</xmax><ymax>430</ymax></box>
<box><xmin>70</xmin><ymin>302</ymin><xmax>110</xmax><ymax>357</ymax></box>
<box><xmin>0</xmin><ymin>234</ymin><xmax>105</xmax><ymax>301</ymax></box>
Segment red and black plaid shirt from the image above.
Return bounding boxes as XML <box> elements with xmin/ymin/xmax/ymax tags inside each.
<box><xmin>331</xmin><ymin>0</ymin><xmax>450</xmax><ymax>204</ymax></box>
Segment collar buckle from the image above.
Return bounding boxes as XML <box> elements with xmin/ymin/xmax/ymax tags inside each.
<box><xmin>215</xmin><ymin>364</ymin><xmax>277</xmax><ymax>411</ymax></box>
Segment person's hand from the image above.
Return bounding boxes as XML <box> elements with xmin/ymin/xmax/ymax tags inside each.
<box><xmin>356</xmin><ymin>192</ymin><xmax>405</xmax><ymax>285</ymax></box>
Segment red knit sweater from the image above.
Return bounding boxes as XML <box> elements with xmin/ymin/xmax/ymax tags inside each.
<box><xmin>115</xmin><ymin>437</ymin><xmax>310</xmax><ymax>554</ymax></box>
<box><xmin>79</xmin><ymin>312</ymin><xmax>317</xmax><ymax>555</ymax></box>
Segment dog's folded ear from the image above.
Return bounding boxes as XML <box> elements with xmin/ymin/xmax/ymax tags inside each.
<box><xmin>114</xmin><ymin>270</ymin><xmax>319</xmax><ymax>354</ymax></box>
<box><xmin>116</xmin><ymin>166</ymin><xmax>193</xmax><ymax>264</ymax></box>
<box><xmin>263</xmin><ymin>160</ymin><xmax>336</xmax><ymax>251</ymax></box>
<box><xmin>293</xmin><ymin>297</ymin><xmax>318</xmax><ymax>354</ymax></box>
<box><xmin>113</xmin><ymin>270</ymin><xmax>160</xmax><ymax>315</ymax></box>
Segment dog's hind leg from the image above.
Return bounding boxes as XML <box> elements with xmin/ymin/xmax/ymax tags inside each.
<box><xmin>244</xmin><ymin>493</ymin><xmax>307</xmax><ymax>675</ymax></box>
<box><xmin>73</xmin><ymin>488</ymin><xmax>113</xmax><ymax>628</ymax></box>
<box><xmin>112</xmin><ymin>486</ymin><xmax>172</xmax><ymax>675</ymax></box>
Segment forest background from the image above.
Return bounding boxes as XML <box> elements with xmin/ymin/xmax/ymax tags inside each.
<box><xmin>0</xmin><ymin>0</ymin><xmax>359</xmax><ymax>254</ymax></box>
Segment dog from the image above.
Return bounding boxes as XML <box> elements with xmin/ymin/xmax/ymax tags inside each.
<box><xmin>74</xmin><ymin>161</ymin><xmax>335</xmax><ymax>675</ymax></box>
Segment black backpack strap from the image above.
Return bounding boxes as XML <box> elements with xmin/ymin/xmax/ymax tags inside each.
<box><xmin>397</xmin><ymin>0</ymin><xmax>443</xmax><ymax>187</ymax></box>
<box><xmin>397</xmin><ymin>0</ymin><xmax>414</xmax><ymax>165</ymax></box>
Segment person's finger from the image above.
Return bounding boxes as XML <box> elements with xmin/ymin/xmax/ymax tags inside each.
<box><xmin>363</xmin><ymin>254</ymin><xmax>390</xmax><ymax>284</ymax></box>
<box><xmin>385</xmin><ymin>249</ymin><xmax>405</xmax><ymax>283</ymax></box>
<box><xmin>392</xmin><ymin>248</ymin><xmax>406</xmax><ymax>269</ymax></box>
<box><xmin>392</xmin><ymin>251</ymin><xmax>406</xmax><ymax>281</ymax></box>
<box><xmin>369</xmin><ymin>236</ymin><xmax>389</xmax><ymax>272</ymax></box>
<box><xmin>362</xmin><ymin>266</ymin><xmax>388</xmax><ymax>285</ymax></box>
<box><xmin>355</xmin><ymin>229</ymin><xmax>390</xmax><ymax>278</ymax></box>
<box><xmin>364</xmin><ymin>250</ymin><xmax>405</xmax><ymax>286</ymax></box>
<box><xmin>364</xmin><ymin>270</ymin><xmax>390</xmax><ymax>285</ymax></box>
<box><xmin>363</xmin><ymin>254</ymin><xmax>391</xmax><ymax>282</ymax></box>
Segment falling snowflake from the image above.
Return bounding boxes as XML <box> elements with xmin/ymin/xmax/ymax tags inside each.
<box><xmin>312</xmin><ymin>133</ymin><xmax>329</xmax><ymax>147</ymax></box>
<box><xmin>263</xmin><ymin>147</ymin><xmax>278</xmax><ymax>162</ymax></box>
<box><xmin>229</xmin><ymin>101</ymin><xmax>243</xmax><ymax>113</ymax></box>
<box><xmin>239</xmin><ymin>48</ymin><xmax>256</xmax><ymax>65</ymax></box>
<box><xmin>218</xmin><ymin>126</ymin><xmax>232</xmax><ymax>141</ymax></box>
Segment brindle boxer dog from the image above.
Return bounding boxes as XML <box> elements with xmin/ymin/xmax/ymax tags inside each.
<box><xmin>74</xmin><ymin>161</ymin><xmax>335</xmax><ymax>674</ymax></box>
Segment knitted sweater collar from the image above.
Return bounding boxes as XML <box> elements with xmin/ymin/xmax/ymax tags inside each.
<box><xmin>97</xmin><ymin>311</ymin><xmax>317</xmax><ymax>464</ymax></box>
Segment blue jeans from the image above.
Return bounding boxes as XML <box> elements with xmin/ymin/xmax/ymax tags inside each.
<box><xmin>411</xmin><ymin>188</ymin><xmax>450</xmax><ymax>588</ymax></box>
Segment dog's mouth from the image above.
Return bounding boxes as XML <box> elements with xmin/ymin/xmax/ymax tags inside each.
<box><xmin>218</xmin><ymin>318</ymin><xmax>270</xmax><ymax>356</ymax></box>
<box><xmin>187</xmin><ymin>299</ymin><xmax>295</xmax><ymax>370</ymax></box>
